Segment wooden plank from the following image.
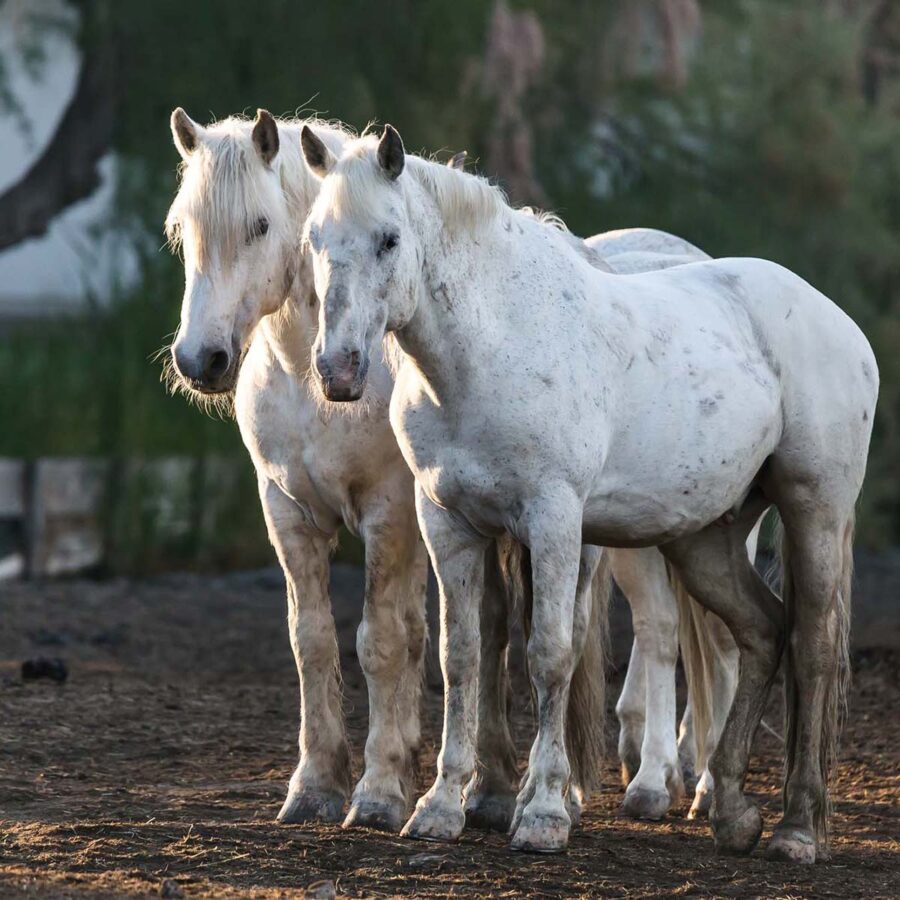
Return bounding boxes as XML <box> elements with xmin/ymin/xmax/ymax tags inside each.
<box><xmin>0</xmin><ymin>458</ymin><xmax>25</xmax><ymax>517</ymax></box>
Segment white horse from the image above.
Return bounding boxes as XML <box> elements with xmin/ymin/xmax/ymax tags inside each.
<box><xmin>164</xmin><ymin>108</ymin><xmax>742</xmax><ymax>832</ymax></box>
<box><xmin>300</xmin><ymin>125</ymin><xmax>877</xmax><ymax>862</ymax></box>
<box><xmin>165</xmin><ymin>109</ymin><xmax>613</xmax><ymax>833</ymax></box>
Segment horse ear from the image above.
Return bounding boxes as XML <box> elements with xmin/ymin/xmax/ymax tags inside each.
<box><xmin>171</xmin><ymin>107</ymin><xmax>200</xmax><ymax>159</ymax></box>
<box><xmin>300</xmin><ymin>124</ymin><xmax>337</xmax><ymax>179</ymax></box>
<box><xmin>377</xmin><ymin>124</ymin><xmax>405</xmax><ymax>181</ymax></box>
<box><xmin>252</xmin><ymin>109</ymin><xmax>280</xmax><ymax>166</ymax></box>
<box><xmin>447</xmin><ymin>150</ymin><xmax>467</xmax><ymax>171</ymax></box>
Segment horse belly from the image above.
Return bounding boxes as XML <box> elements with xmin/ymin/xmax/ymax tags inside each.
<box><xmin>584</xmin><ymin>392</ymin><xmax>780</xmax><ymax>546</ymax></box>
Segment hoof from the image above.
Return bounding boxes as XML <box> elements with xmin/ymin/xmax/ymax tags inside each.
<box><xmin>343</xmin><ymin>796</ymin><xmax>407</xmax><ymax>832</ymax></box>
<box><xmin>566</xmin><ymin>790</ymin><xmax>583</xmax><ymax>829</ymax></box>
<box><xmin>621</xmin><ymin>786</ymin><xmax>671</xmax><ymax>821</ymax></box>
<box><xmin>401</xmin><ymin>798</ymin><xmax>465</xmax><ymax>843</ymax></box>
<box><xmin>277</xmin><ymin>788</ymin><xmax>345</xmax><ymax>824</ymax></box>
<box><xmin>766</xmin><ymin>827</ymin><xmax>817</xmax><ymax>864</ymax></box>
<box><xmin>713</xmin><ymin>804</ymin><xmax>763</xmax><ymax>856</ymax></box>
<box><xmin>688</xmin><ymin>787</ymin><xmax>712</xmax><ymax>820</ymax></box>
<box><xmin>510</xmin><ymin>809</ymin><xmax>570</xmax><ymax>854</ymax></box>
<box><xmin>465</xmin><ymin>790</ymin><xmax>516</xmax><ymax>832</ymax></box>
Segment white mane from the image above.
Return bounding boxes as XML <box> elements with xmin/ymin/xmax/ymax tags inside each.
<box><xmin>166</xmin><ymin>115</ymin><xmax>350</xmax><ymax>270</ymax></box>
<box><xmin>312</xmin><ymin>135</ymin><xmax>572</xmax><ymax>236</ymax></box>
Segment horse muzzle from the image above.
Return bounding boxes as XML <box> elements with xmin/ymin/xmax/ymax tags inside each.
<box><xmin>314</xmin><ymin>349</ymin><xmax>369</xmax><ymax>402</ymax></box>
<box><xmin>172</xmin><ymin>340</ymin><xmax>240</xmax><ymax>394</ymax></box>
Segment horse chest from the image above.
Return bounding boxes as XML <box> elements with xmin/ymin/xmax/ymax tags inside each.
<box><xmin>237</xmin><ymin>356</ymin><xmax>400</xmax><ymax>530</ymax></box>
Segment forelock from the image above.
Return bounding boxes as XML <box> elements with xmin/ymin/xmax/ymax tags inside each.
<box><xmin>165</xmin><ymin>117</ymin><xmax>288</xmax><ymax>269</ymax></box>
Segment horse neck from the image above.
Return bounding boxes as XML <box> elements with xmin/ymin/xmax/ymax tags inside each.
<box><xmin>396</xmin><ymin>217</ymin><xmax>504</xmax><ymax>397</ymax></box>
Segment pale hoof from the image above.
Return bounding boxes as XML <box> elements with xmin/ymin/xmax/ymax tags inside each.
<box><xmin>510</xmin><ymin>809</ymin><xmax>570</xmax><ymax>854</ymax></box>
<box><xmin>401</xmin><ymin>799</ymin><xmax>465</xmax><ymax>843</ymax></box>
<box><xmin>343</xmin><ymin>795</ymin><xmax>407</xmax><ymax>832</ymax></box>
<box><xmin>621</xmin><ymin>786</ymin><xmax>671</xmax><ymax>821</ymax></box>
<box><xmin>766</xmin><ymin>827</ymin><xmax>817</xmax><ymax>864</ymax></box>
<box><xmin>277</xmin><ymin>788</ymin><xmax>345</xmax><ymax>824</ymax></box>
<box><xmin>464</xmin><ymin>790</ymin><xmax>517</xmax><ymax>832</ymax></box>
<box><xmin>688</xmin><ymin>787</ymin><xmax>712</xmax><ymax>820</ymax></box>
<box><xmin>712</xmin><ymin>804</ymin><xmax>763</xmax><ymax>856</ymax></box>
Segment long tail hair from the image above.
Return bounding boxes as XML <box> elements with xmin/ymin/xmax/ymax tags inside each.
<box><xmin>669</xmin><ymin>562</ymin><xmax>716</xmax><ymax>772</ymax></box>
<box><xmin>779</xmin><ymin>514</ymin><xmax>854</xmax><ymax>849</ymax></box>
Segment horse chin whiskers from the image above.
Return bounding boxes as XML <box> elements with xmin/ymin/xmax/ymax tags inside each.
<box><xmin>158</xmin><ymin>345</ymin><xmax>238</xmax><ymax>420</ymax></box>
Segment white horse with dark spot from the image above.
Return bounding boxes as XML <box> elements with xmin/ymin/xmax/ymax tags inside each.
<box><xmin>300</xmin><ymin>124</ymin><xmax>877</xmax><ymax>861</ymax></box>
<box><xmin>164</xmin><ymin>107</ymin><xmax>745</xmax><ymax>832</ymax></box>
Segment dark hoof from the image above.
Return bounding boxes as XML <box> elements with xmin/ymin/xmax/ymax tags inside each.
<box><xmin>343</xmin><ymin>797</ymin><xmax>407</xmax><ymax>832</ymax></box>
<box><xmin>713</xmin><ymin>804</ymin><xmax>763</xmax><ymax>856</ymax></box>
<box><xmin>681</xmin><ymin>762</ymin><xmax>698</xmax><ymax>795</ymax></box>
<box><xmin>277</xmin><ymin>788</ymin><xmax>345</xmax><ymax>824</ymax></box>
<box><xmin>621</xmin><ymin>786</ymin><xmax>671</xmax><ymax>821</ymax></box>
<box><xmin>465</xmin><ymin>790</ymin><xmax>517</xmax><ymax>832</ymax></box>
<box><xmin>619</xmin><ymin>749</ymin><xmax>641</xmax><ymax>786</ymax></box>
<box><xmin>766</xmin><ymin>826</ymin><xmax>817</xmax><ymax>864</ymax></box>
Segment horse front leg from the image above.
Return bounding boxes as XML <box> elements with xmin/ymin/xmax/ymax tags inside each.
<box><xmin>260</xmin><ymin>479</ymin><xmax>350</xmax><ymax>824</ymax></box>
<box><xmin>464</xmin><ymin>538</ymin><xmax>520</xmax><ymax>832</ymax></box>
<box><xmin>609</xmin><ymin>547</ymin><xmax>684</xmax><ymax>820</ymax></box>
<box><xmin>509</xmin><ymin>496</ymin><xmax>583</xmax><ymax>853</ymax></box>
<box><xmin>344</xmin><ymin>497</ymin><xmax>428</xmax><ymax>832</ymax></box>
<box><xmin>402</xmin><ymin>487</ymin><xmax>489</xmax><ymax>843</ymax></box>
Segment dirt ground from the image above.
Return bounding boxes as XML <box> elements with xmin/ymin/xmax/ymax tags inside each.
<box><xmin>0</xmin><ymin>561</ymin><xmax>898</xmax><ymax>898</ymax></box>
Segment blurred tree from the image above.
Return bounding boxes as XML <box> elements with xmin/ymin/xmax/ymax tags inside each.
<box><xmin>0</xmin><ymin>0</ymin><xmax>898</xmax><ymax>548</ymax></box>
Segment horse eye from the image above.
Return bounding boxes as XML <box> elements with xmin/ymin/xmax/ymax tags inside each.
<box><xmin>247</xmin><ymin>218</ymin><xmax>269</xmax><ymax>243</ymax></box>
<box><xmin>379</xmin><ymin>232</ymin><xmax>399</xmax><ymax>255</ymax></box>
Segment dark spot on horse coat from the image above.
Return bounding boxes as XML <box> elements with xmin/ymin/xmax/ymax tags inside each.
<box><xmin>862</xmin><ymin>409</ymin><xmax>869</xmax><ymax>421</ymax></box>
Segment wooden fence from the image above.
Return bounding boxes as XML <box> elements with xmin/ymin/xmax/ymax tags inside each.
<box><xmin>0</xmin><ymin>456</ymin><xmax>266</xmax><ymax>579</ymax></box>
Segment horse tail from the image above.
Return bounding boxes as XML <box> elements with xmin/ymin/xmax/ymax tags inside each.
<box><xmin>502</xmin><ymin>540</ymin><xmax>610</xmax><ymax>796</ymax></box>
<box><xmin>566</xmin><ymin>551</ymin><xmax>612</xmax><ymax>795</ymax></box>
<box><xmin>779</xmin><ymin>513</ymin><xmax>854</xmax><ymax>849</ymax></box>
<box><xmin>669</xmin><ymin>561</ymin><xmax>715</xmax><ymax>771</ymax></box>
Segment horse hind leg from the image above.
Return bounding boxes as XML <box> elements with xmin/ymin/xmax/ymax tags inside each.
<box><xmin>662</xmin><ymin>498</ymin><xmax>783</xmax><ymax>856</ymax></box>
<box><xmin>685</xmin><ymin>515</ymin><xmax>761</xmax><ymax>820</ymax></box>
<box><xmin>464</xmin><ymin>538</ymin><xmax>520</xmax><ymax>832</ymax></box>
<box><xmin>610</xmin><ymin>548</ymin><xmax>684</xmax><ymax>821</ymax></box>
<box><xmin>765</xmin><ymin>504</ymin><xmax>855</xmax><ymax>864</ymax></box>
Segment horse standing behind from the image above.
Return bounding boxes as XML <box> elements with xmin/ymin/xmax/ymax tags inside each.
<box><xmin>300</xmin><ymin>124</ymin><xmax>877</xmax><ymax>862</ymax></box>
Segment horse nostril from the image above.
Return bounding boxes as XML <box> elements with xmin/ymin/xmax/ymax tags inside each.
<box><xmin>204</xmin><ymin>349</ymin><xmax>230</xmax><ymax>381</ymax></box>
<box><xmin>348</xmin><ymin>350</ymin><xmax>361</xmax><ymax>369</ymax></box>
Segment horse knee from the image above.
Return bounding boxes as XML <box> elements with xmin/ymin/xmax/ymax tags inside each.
<box><xmin>357</xmin><ymin>607</ymin><xmax>407</xmax><ymax>679</ymax></box>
